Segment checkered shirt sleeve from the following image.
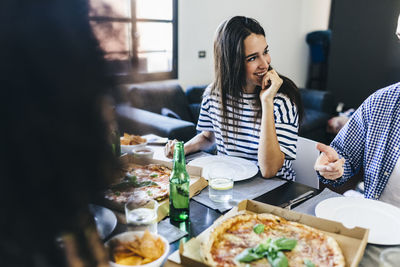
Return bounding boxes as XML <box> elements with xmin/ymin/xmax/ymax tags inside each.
<box><xmin>318</xmin><ymin>83</ymin><xmax>400</xmax><ymax>200</ymax></box>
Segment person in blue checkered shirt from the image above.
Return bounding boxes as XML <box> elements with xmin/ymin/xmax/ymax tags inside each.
<box><xmin>314</xmin><ymin>14</ymin><xmax>400</xmax><ymax>208</ymax></box>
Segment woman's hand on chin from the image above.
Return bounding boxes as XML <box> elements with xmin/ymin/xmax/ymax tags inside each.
<box><xmin>259</xmin><ymin>69</ymin><xmax>283</xmax><ymax>103</ymax></box>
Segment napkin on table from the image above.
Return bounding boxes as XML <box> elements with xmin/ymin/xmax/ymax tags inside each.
<box><xmin>157</xmin><ymin>218</ymin><xmax>188</xmax><ymax>243</ymax></box>
<box><xmin>193</xmin><ymin>177</ymin><xmax>287</xmax><ymax>213</ymax></box>
<box><xmin>292</xmin><ymin>187</ymin><xmax>343</xmax><ymax>216</ymax></box>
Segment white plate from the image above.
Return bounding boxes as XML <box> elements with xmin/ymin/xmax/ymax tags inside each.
<box><xmin>188</xmin><ymin>155</ymin><xmax>258</xmax><ymax>181</ymax></box>
<box><xmin>315</xmin><ymin>197</ymin><xmax>400</xmax><ymax>245</ymax></box>
<box><xmin>89</xmin><ymin>204</ymin><xmax>117</xmax><ymax>239</ymax></box>
<box><xmin>120</xmin><ymin>142</ymin><xmax>147</xmax><ymax>154</ymax></box>
<box><xmin>141</xmin><ymin>134</ymin><xmax>168</xmax><ymax>145</ymax></box>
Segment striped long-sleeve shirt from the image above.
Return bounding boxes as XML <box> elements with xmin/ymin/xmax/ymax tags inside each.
<box><xmin>196</xmin><ymin>89</ymin><xmax>299</xmax><ymax>180</ymax></box>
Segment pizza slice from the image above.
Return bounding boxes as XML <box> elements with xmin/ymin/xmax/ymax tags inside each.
<box><xmin>105</xmin><ymin>164</ymin><xmax>171</xmax><ymax>205</ymax></box>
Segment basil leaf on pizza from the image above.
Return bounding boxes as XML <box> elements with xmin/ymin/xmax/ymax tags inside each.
<box><xmin>267</xmin><ymin>251</ymin><xmax>288</xmax><ymax>267</ymax></box>
<box><xmin>235</xmin><ymin>248</ymin><xmax>263</xmax><ymax>262</ymax></box>
<box><xmin>304</xmin><ymin>259</ymin><xmax>316</xmax><ymax>267</ymax></box>
<box><xmin>253</xmin><ymin>224</ymin><xmax>265</xmax><ymax>234</ymax></box>
<box><xmin>235</xmin><ymin>237</ymin><xmax>296</xmax><ymax>267</ymax></box>
<box><xmin>110</xmin><ymin>175</ymin><xmax>158</xmax><ymax>191</ymax></box>
<box><xmin>126</xmin><ymin>173</ymin><xmax>158</xmax><ymax>187</ymax></box>
<box><xmin>273</xmin><ymin>237</ymin><xmax>297</xmax><ymax>251</ymax></box>
<box><xmin>253</xmin><ymin>240</ymin><xmax>270</xmax><ymax>254</ymax></box>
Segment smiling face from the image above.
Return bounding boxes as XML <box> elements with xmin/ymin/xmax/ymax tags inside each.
<box><xmin>243</xmin><ymin>33</ymin><xmax>271</xmax><ymax>93</ymax></box>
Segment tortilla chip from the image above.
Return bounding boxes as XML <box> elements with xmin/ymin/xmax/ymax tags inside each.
<box><xmin>116</xmin><ymin>255</ymin><xmax>143</xmax><ymax>265</ymax></box>
<box><xmin>110</xmin><ymin>230</ymin><xmax>165</xmax><ymax>265</ymax></box>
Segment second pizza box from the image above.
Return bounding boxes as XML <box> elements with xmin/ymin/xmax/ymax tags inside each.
<box><xmin>102</xmin><ymin>154</ymin><xmax>208</xmax><ymax>223</ymax></box>
<box><xmin>176</xmin><ymin>199</ymin><xmax>369</xmax><ymax>267</ymax></box>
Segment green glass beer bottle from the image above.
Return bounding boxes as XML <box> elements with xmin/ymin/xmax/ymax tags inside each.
<box><xmin>169</xmin><ymin>141</ymin><xmax>189</xmax><ymax>221</ymax></box>
<box><xmin>110</xmin><ymin>122</ymin><xmax>121</xmax><ymax>156</ymax></box>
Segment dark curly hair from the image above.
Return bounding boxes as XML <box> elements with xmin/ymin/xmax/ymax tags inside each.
<box><xmin>0</xmin><ymin>0</ymin><xmax>120</xmax><ymax>266</ymax></box>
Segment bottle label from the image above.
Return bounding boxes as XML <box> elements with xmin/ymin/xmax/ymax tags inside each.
<box><xmin>170</xmin><ymin>182</ymin><xmax>189</xmax><ymax>209</ymax></box>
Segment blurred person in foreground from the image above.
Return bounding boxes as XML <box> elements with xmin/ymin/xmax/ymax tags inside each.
<box><xmin>314</xmin><ymin>13</ymin><xmax>400</xmax><ymax>208</ymax></box>
<box><xmin>0</xmin><ymin>0</ymin><xmax>120</xmax><ymax>266</ymax></box>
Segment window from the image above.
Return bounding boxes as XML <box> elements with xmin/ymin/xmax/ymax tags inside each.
<box><xmin>89</xmin><ymin>0</ymin><xmax>177</xmax><ymax>82</ymax></box>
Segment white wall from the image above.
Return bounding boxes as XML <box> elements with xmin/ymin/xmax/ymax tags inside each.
<box><xmin>177</xmin><ymin>0</ymin><xmax>331</xmax><ymax>89</ymax></box>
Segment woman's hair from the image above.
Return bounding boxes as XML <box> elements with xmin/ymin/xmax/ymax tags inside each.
<box><xmin>0</xmin><ymin>1</ymin><xmax>120</xmax><ymax>266</ymax></box>
<box><xmin>212</xmin><ymin>16</ymin><xmax>303</xmax><ymax>129</ymax></box>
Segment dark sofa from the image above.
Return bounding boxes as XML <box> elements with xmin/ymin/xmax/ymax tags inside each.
<box><xmin>298</xmin><ymin>88</ymin><xmax>335</xmax><ymax>142</ymax></box>
<box><xmin>116</xmin><ymin>81</ymin><xmax>335</xmax><ymax>143</ymax></box>
<box><xmin>116</xmin><ymin>81</ymin><xmax>197</xmax><ymax>142</ymax></box>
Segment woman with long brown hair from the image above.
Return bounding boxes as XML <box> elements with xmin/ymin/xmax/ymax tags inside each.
<box><xmin>166</xmin><ymin>16</ymin><xmax>303</xmax><ymax>180</ymax></box>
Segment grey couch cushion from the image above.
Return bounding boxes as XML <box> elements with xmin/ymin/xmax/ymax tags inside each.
<box><xmin>116</xmin><ymin>105</ymin><xmax>196</xmax><ymax>142</ymax></box>
<box><xmin>161</xmin><ymin>107</ymin><xmax>181</xmax><ymax>120</ymax></box>
<box><xmin>125</xmin><ymin>81</ymin><xmax>194</xmax><ymax>123</ymax></box>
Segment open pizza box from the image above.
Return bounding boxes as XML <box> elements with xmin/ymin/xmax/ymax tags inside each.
<box><xmin>170</xmin><ymin>199</ymin><xmax>369</xmax><ymax>267</ymax></box>
<box><xmin>102</xmin><ymin>154</ymin><xmax>208</xmax><ymax>223</ymax></box>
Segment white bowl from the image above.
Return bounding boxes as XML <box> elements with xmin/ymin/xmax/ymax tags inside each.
<box><xmin>120</xmin><ymin>142</ymin><xmax>147</xmax><ymax>154</ymax></box>
<box><xmin>132</xmin><ymin>146</ymin><xmax>154</xmax><ymax>159</ymax></box>
<box><xmin>105</xmin><ymin>231</ymin><xmax>169</xmax><ymax>267</ymax></box>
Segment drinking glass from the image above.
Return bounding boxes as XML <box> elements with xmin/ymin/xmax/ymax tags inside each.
<box><xmin>132</xmin><ymin>146</ymin><xmax>154</xmax><ymax>159</ymax></box>
<box><xmin>379</xmin><ymin>248</ymin><xmax>400</xmax><ymax>267</ymax></box>
<box><xmin>125</xmin><ymin>199</ymin><xmax>158</xmax><ymax>233</ymax></box>
<box><xmin>208</xmin><ymin>164</ymin><xmax>234</xmax><ymax>202</ymax></box>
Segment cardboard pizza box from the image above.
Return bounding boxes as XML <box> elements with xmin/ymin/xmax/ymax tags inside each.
<box><xmin>102</xmin><ymin>154</ymin><xmax>208</xmax><ymax>223</ymax></box>
<box><xmin>172</xmin><ymin>199</ymin><xmax>369</xmax><ymax>267</ymax></box>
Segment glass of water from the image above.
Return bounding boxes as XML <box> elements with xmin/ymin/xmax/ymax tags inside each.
<box><xmin>125</xmin><ymin>199</ymin><xmax>158</xmax><ymax>233</ymax></box>
<box><xmin>208</xmin><ymin>164</ymin><xmax>234</xmax><ymax>202</ymax></box>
